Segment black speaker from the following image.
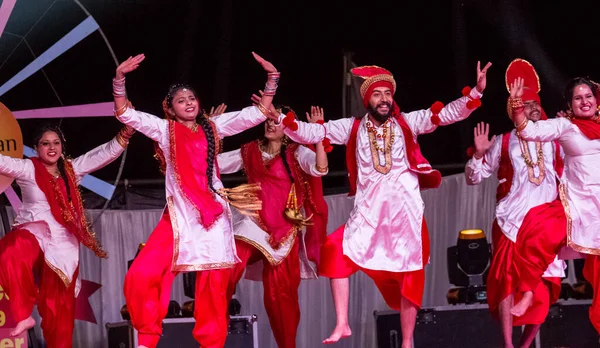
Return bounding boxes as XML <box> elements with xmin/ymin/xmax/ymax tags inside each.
<box><xmin>375</xmin><ymin>304</ymin><xmax>523</xmax><ymax>348</ymax></box>
<box><xmin>539</xmin><ymin>300</ymin><xmax>599</xmax><ymax>347</ymax></box>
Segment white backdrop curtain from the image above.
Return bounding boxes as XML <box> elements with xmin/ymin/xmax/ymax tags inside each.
<box><xmin>1</xmin><ymin>173</ymin><xmax>501</xmax><ymax>347</ymax></box>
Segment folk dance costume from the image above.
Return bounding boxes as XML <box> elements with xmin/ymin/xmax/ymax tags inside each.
<box><xmin>281</xmin><ymin>66</ymin><xmax>482</xmax><ymax>309</ymax></box>
<box><xmin>119</xmin><ymin>105</ymin><xmax>269</xmax><ymax>348</ymax></box>
<box><xmin>0</xmin><ymin>135</ymin><xmax>127</xmax><ymax>348</ymax></box>
<box><xmin>466</xmin><ymin>59</ymin><xmax>566</xmax><ymax>325</ymax></box>
<box><xmin>217</xmin><ymin>138</ymin><xmax>328</xmax><ymax>348</ymax></box>
<box><xmin>512</xmin><ymin>110</ymin><xmax>600</xmax><ymax>333</ymax></box>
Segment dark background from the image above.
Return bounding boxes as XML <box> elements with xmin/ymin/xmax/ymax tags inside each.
<box><xmin>2</xmin><ymin>0</ymin><xmax>599</xmax><ymax>202</ymax></box>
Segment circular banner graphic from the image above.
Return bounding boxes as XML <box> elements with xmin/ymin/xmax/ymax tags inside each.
<box><xmin>0</xmin><ymin>103</ymin><xmax>24</xmax><ymax>193</ymax></box>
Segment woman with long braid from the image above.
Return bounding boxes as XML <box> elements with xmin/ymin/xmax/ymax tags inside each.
<box><xmin>0</xmin><ymin>123</ymin><xmax>132</xmax><ymax>347</ymax></box>
<box><xmin>218</xmin><ymin>104</ymin><xmax>329</xmax><ymax>348</ymax></box>
<box><xmin>113</xmin><ymin>53</ymin><xmax>280</xmax><ymax>348</ymax></box>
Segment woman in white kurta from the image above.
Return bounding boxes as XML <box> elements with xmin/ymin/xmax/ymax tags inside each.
<box><xmin>509</xmin><ymin>77</ymin><xmax>600</xmax><ymax>334</ymax></box>
<box><xmin>217</xmin><ymin>105</ymin><xmax>328</xmax><ymax>348</ymax></box>
<box><xmin>0</xmin><ymin>123</ymin><xmax>129</xmax><ymax>347</ymax></box>
<box><xmin>113</xmin><ymin>53</ymin><xmax>281</xmax><ymax>348</ymax></box>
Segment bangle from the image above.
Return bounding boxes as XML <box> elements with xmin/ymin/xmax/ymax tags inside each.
<box><xmin>116</xmin><ymin>135</ymin><xmax>128</xmax><ymax>148</ymax></box>
<box><xmin>113</xmin><ymin>77</ymin><xmax>127</xmax><ymax>97</ymax></box>
<box><xmin>114</xmin><ymin>103</ymin><xmax>128</xmax><ymax>117</ymax></box>
<box><xmin>256</xmin><ymin>102</ymin><xmax>270</xmax><ymax>117</ymax></box>
<box><xmin>515</xmin><ymin>118</ymin><xmax>528</xmax><ymax>132</ymax></box>
<box><xmin>315</xmin><ymin>164</ymin><xmax>328</xmax><ymax>173</ymax></box>
<box><xmin>509</xmin><ymin>97</ymin><xmax>524</xmax><ymax>110</ymax></box>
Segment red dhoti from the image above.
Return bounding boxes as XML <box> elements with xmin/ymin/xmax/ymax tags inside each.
<box><xmin>227</xmin><ymin>238</ymin><xmax>301</xmax><ymax>348</ymax></box>
<box><xmin>487</xmin><ymin>220</ymin><xmax>561</xmax><ymax>326</ymax></box>
<box><xmin>318</xmin><ymin>218</ymin><xmax>430</xmax><ymax>309</ymax></box>
<box><xmin>513</xmin><ymin>199</ymin><xmax>600</xmax><ymax>333</ymax></box>
<box><xmin>0</xmin><ymin>228</ymin><xmax>79</xmax><ymax>348</ymax></box>
<box><xmin>124</xmin><ymin>212</ymin><xmax>233</xmax><ymax>348</ymax></box>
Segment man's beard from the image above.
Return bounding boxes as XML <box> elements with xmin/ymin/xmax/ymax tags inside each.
<box><xmin>367</xmin><ymin>101</ymin><xmax>393</xmax><ymax>123</ymax></box>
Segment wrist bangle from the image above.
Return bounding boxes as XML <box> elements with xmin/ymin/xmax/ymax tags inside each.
<box><xmin>116</xmin><ymin>135</ymin><xmax>128</xmax><ymax>148</ymax></box>
<box><xmin>315</xmin><ymin>164</ymin><xmax>328</xmax><ymax>173</ymax></box>
<box><xmin>515</xmin><ymin>118</ymin><xmax>528</xmax><ymax>132</ymax></box>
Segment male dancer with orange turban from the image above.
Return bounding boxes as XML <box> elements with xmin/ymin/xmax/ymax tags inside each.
<box><xmin>279</xmin><ymin>62</ymin><xmax>491</xmax><ymax>347</ymax></box>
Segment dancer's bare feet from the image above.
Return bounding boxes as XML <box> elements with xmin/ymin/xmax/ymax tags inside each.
<box><xmin>10</xmin><ymin>316</ymin><xmax>35</xmax><ymax>336</ymax></box>
<box><xmin>323</xmin><ymin>324</ymin><xmax>352</xmax><ymax>344</ymax></box>
<box><xmin>510</xmin><ymin>291</ymin><xmax>533</xmax><ymax>317</ymax></box>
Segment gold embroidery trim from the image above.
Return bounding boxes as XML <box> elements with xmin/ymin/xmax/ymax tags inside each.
<box><xmin>45</xmin><ymin>258</ymin><xmax>71</xmax><ymax>288</ymax></box>
<box><xmin>235</xmin><ymin>234</ymin><xmax>297</xmax><ymax>266</ymax></box>
<box><xmin>559</xmin><ymin>184</ymin><xmax>600</xmax><ymax>255</ymax></box>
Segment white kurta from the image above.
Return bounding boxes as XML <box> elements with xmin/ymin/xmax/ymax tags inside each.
<box><xmin>465</xmin><ymin>130</ymin><xmax>565</xmax><ymax>277</ymax></box>
<box><xmin>118</xmin><ymin>106</ymin><xmax>266</xmax><ymax>271</ymax></box>
<box><xmin>218</xmin><ymin>146</ymin><xmax>327</xmax><ymax>279</ymax></box>
<box><xmin>520</xmin><ymin>117</ymin><xmax>600</xmax><ymax>255</ymax></box>
<box><xmin>0</xmin><ymin>138</ymin><xmax>124</xmax><ymax>291</ymax></box>
<box><xmin>284</xmin><ymin>88</ymin><xmax>482</xmax><ymax>272</ymax></box>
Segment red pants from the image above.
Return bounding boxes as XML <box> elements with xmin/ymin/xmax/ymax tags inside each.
<box><xmin>124</xmin><ymin>212</ymin><xmax>233</xmax><ymax>348</ymax></box>
<box><xmin>487</xmin><ymin>220</ymin><xmax>561</xmax><ymax>326</ymax></box>
<box><xmin>0</xmin><ymin>228</ymin><xmax>79</xmax><ymax>348</ymax></box>
<box><xmin>514</xmin><ymin>200</ymin><xmax>600</xmax><ymax>333</ymax></box>
<box><xmin>318</xmin><ymin>219</ymin><xmax>429</xmax><ymax>309</ymax></box>
<box><xmin>227</xmin><ymin>239</ymin><xmax>301</xmax><ymax>348</ymax></box>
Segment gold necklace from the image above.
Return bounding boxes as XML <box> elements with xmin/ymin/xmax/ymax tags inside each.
<box><xmin>517</xmin><ymin>135</ymin><xmax>545</xmax><ymax>185</ymax></box>
<box><xmin>366</xmin><ymin>119</ymin><xmax>395</xmax><ymax>174</ymax></box>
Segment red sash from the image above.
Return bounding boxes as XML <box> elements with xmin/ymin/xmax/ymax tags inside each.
<box><xmin>168</xmin><ymin>120</ymin><xmax>223</xmax><ymax>228</ymax></box>
<box><xmin>31</xmin><ymin>158</ymin><xmax>106</xmax><ymax>258</ymax></box>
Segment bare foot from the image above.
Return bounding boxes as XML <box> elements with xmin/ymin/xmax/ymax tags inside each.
<box><xmin>510</xmin><ymin>291</ymin><xmax>533</xmax><ymax>317</ymax></box>
<box><xmin>323</xmin><ymin>324</ymin><xmax>352</xmax><ymax>344</ymax></box>
<box><xmin>10</xmin><ymin>316</ymin><xmax>35</xmax><ymax>336</ymax></box>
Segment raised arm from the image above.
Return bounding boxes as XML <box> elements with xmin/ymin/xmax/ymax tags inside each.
<box><xmin>465</xmin><ymin>122</ymin><xmax>501</xmax><ymax>185</ymax></box>
<box><xmin>71</xmin><ymin>126</ymin><xmax>133</xmax><ymax>177</ymax></box>
<box><xmin>217</xmin><ymin>149</ymin><xmax>243</xmax><ymax>174</ymax></box>
<box><xmin>284</xmin><ymin>117</ymin><xmax>354</xmax><ymax>145</ymax></box>
<box><xmin>112</xmin><ymin>54</ymin><xmax>168</xmax><ymax>141</ymax></box>
<box><xmin>296</xmin><ymin>106</ymin><xmax>329</xmax><ymax>177</ymax></box>
<box><xmin>0</xmin><ymin>154</ymin><xmax>31</xmax><ymax>179</ymax></box>
<box><xmin>509</xmin><ymin>77</ymin><xmax>571</xmax><ymax>142</ymax></box>
<box><xmin>212</xmin><ymin>106</ymin><xmax>266</xmax><ymax>138</ymax></box>
<box><xmin>406</xmin><ymin>61</ymin><xmax>491</xmax><ymax>136</ymax></box>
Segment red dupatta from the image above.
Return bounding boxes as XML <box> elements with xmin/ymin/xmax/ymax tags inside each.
<box><xmin>167</xmin><ymin>120</ymin><xmax>223</xmax><ymax>228</ymax></box>
<box><xmin>31</xmin><ymin>157</ymin><xmax>107</xmax><ymax>258</ymax></box>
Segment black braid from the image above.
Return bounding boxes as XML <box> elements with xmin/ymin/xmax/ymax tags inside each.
<box><xmin>199</xmin><ymin>116</ymin><xmax>217</xmax><ymax>192</ymax></box>
<box><xmin>56</xmin><ymin>158</ymin><xmax>72</xmax><ymax>202</ymax></box>
<box><xmin>32</xmin><ymin>123</ymin><xmax>71</xmax><ymax>201</ymax></box>
<box><xmin>279</xmin><ymin>143</ymin><xmax>294</xmax><ymax>183</ymax></box>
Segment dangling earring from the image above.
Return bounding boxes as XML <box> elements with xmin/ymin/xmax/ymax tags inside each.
<box><xmin>282</xmin><ymin>136</ymin><xmax>289</xmax><ymax>146</ymax></box>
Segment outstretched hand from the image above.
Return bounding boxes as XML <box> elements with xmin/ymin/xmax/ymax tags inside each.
<box><xmin>475</xmin><ymin>61</ymin><xmax>492</xmax><ymax>93</ymax></box>
<box><xmin>509</xmin><ymin>77</ymin><xmax>524</xmax><ymax>99</ymax></box>
<box><xmin>116</xmin><ymin>54</ymin><xmax>145</xmax><ymax>79</ymax></box>
<box><xmin>473</xmin><ymin>122</ymin><xmax>495</xmax><ymax>158</ymax></box>
<box><xmin>250</xmin><ymin>90</ymin><xmax>279</xmax><ymax>121</ymax></box>
<box><xmin>252</xmin><ymin>52</ymin><xmax>278</xmax><ymax>74</ymax></box>
<box><xmin>208</xmin><ymin>103</ymin><xmax>228</xmax><ymax>117</ymax></box>
<box><xmin>307</xmin><ymin>106</ymin><xmax>324</xmax><ymax>124</ymax></box>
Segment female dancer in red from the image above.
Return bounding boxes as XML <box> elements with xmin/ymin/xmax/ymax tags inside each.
<box><xmin>113</xmin><ymin>53</ymin><xmax>280</xmax><ymax>348</ymax></box>
<box><xmin>0</xmin><ymin>123</ymin><xmax>132</xmax><ymax>347</ymax></box>
<box><xmin>218</xmin><ymin>104</ymin><xmax>329</xmax><ymax>348</ymax></box>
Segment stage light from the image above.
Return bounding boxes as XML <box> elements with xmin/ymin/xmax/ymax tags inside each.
<box><xmin>447</xmin><ymin>229</ymin><xmax>491</xmax><ymax>304</ymax></box>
